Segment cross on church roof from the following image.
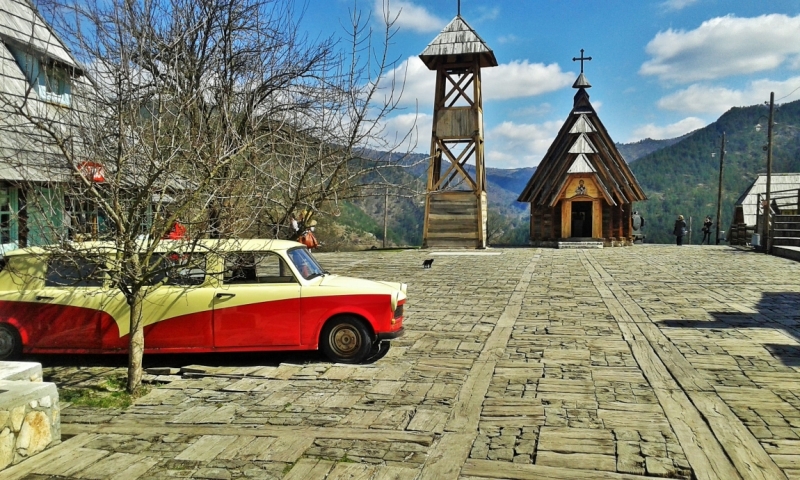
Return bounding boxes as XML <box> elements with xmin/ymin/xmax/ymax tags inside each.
<box><xmin>572</xmin><ymin>49</ymin><xmax>592</xmax><ymax>74</ymax></box>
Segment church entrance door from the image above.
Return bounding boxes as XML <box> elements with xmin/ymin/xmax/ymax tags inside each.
<box><xmin>571</xmin><ymin>201</ymin><xmax>593</xmax><ymax>238</ymax></box>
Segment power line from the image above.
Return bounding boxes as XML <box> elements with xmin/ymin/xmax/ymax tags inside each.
<box><xmin>776</xmin><ymin>84</ymin><xmax>800</xmax><ymax>102</ymax></box>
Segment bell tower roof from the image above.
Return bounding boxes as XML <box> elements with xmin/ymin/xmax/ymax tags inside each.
<box><xmin>419</xmin><ymin>15</ymin><xmax>497</xmax><ymax>70</ymax></box>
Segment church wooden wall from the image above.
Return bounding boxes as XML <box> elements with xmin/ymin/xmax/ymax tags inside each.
<box><xmin>528</xmin><ymin>174</ymin><xmax>637</xmax><ymax>244</ymax></box>
<box><xmin>530</xmin><ymin>205</ymin><xmax>560</xmax><ymax>240</ymax></box>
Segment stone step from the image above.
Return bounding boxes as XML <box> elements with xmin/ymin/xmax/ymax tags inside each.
<box><xmin>774</xmin><ymin>222</ymin><xmax>800</xmax><ymax>230</ymax></box>
<box><xmin>558</xmin><ymin>241</ymin><xmax>603</xmax><ymax>249</ymax></box>
<box><xmin>774</xmin><ymin>245</ymin><xmax>800</xmax><ymax>262</ymax></box>
<box><xmin>774</xmin><ymin>214</ymin><xmax>800</xmax><ymax>223</ymax></box>
<box><xmin>773</xmin><ymin>237</ymin><xmax>800</xmax><ymax>247</ymax></box>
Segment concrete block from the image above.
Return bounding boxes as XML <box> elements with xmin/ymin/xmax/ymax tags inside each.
<box><xmin>0</xmin><ymin>380</ymin><xmax>60</xmax><ymax>470</ymax></box>
<box><xmin>0</xmin><ymin>362</ymin><xmax>43</xmax><ymax>382</ymax></box>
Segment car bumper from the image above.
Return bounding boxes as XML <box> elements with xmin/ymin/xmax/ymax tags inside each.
<box><xmin>377</xmin><ymin>327</ymin><xmax>404</xmax><ymax>341</ymax></box>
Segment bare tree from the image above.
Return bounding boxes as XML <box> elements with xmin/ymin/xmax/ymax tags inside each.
<box><xmin>0</xmin><ymin>0</ymin><xmax>417</xmax><ymax>391</ymax></box>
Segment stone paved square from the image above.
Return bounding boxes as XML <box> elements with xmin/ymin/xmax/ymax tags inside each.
<box><xmin>6</xmin><ymin>245</ymin><xmax>800</xmax><ymax>479</ymax></box>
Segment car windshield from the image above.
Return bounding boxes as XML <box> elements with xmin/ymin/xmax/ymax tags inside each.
<box><xmin>287</xmin><ymin>247</ymin><xmax>325</xmax><ymax>280</ymax></box>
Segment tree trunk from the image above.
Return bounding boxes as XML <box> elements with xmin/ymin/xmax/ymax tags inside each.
<box><xmin>127</xmin><ymin>290</ymin><xmax>146</xmax><ymax>393</ymax></box>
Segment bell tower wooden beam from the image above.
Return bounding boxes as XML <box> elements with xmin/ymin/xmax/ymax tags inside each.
<box><xmin>419</xmin><ymin>16</ymin><xmax>496</xmax><ymax>248</ymax></box>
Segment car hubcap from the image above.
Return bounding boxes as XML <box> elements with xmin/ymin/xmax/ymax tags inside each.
<box><xmin>0</xmin><ymin>330</ymin><xmax>13</xmax><ymax>357</ymax></box>
<box><xmin>330</xmin><ymin>324</ymin><xmax>361</xmax><ymax>357</ymax></box>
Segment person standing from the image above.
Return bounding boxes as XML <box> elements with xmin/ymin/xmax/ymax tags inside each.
<box><xmin>702</xmin><ymin>215</ymin><xmax>713</xmax><ymax>245</ymax></box>
<box><xmin>673</xmin><ymin>215</ymin><xmax>687</xmax><ymax>246</ymax></box>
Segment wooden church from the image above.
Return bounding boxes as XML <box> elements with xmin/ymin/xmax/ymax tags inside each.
<box><xmin>517</xmin><ymin>52</ymin><xmax>646</xmax><ymax>246</ymax></box>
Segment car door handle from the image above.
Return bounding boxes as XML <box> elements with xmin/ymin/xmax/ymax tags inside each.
<box><xmin>216</xmin><ymin>293</ymin><xmax>236</xmax><ymax>299</ymax></box>
<box><xmin>36</xmin><ymin>295</ymin><xmax>55</xmax><ymax>301</ymax></box>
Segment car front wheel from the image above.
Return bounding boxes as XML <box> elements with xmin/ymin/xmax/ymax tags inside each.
<box><xmin>321</xmin><ymin>316</ymin><xmax>373</xmax><ymax>364</ymax></box>
<box><xmin>0</xmin><ymin>324</ymin><xmax>22</xmax><ymax>360</ymax></box>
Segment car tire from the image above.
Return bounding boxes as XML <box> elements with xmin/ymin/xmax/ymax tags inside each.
<box><xmin>365</xmin><ymin>341</ymin><xmax>391</xmax><ymax>363</ymax></box>
<box><xmin>321</xmin><ymin>316</ymin><xmax>373</xmax><ymax>364</ymax></box>
<box><xmin>0</xmin><ymin>323</ymin><xmax>22</xmax><ymax>360</ymax></box>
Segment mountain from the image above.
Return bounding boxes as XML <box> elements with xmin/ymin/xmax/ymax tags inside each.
<box><xmin>630</xmin><ymin>99</ymin><xmax>800</xmax><ymax>244</ymax></box>
<box><xmin>325</xmin><ymin>151</ymin><xmax>536</xmax><ymax>248</ymax></box>
<box><xmin>616</xmin><ymin>136</ymin><xmax>689</xmax><ymax>163</ymax></box>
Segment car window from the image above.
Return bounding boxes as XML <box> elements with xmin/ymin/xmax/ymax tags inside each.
<box><xmin>287</xmin><ymin>247</ymin><xmax>325</xmax><ymax>280</ymax></box>
<box><xmin>147</xmin><ymin>252</ymin><xmax>207</xmax><ymax>286</ymax></box>
<box><xmin>223</xmin><ymin>252</ymin><xmax>296</xmax><ymax>284</ymax></box>
<box><xmin>45</xmin><ymin>257</ymin><xmax>104</xmax><ymax>287</ymax></box>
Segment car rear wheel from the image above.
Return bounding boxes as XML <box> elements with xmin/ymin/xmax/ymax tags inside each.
<box><xmin>321</xmin><ymin>316</ymin><xmax>372</xmax><ymax>364</ymax></box>
<box><xmin>0</xmin><ymin>324</ymin><xmax>22</xmax><ymax>360</ymax></box>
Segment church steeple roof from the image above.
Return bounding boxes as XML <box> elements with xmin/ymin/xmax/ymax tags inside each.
<box><xmin>573</xmin><ymin>72</ymin><xmax>592</xmax><ymax>89</ymax></box>
<box><xmin>517</xmin><ymin>51</ymin><xmax>646</xmax><ymax>207</ymax></box>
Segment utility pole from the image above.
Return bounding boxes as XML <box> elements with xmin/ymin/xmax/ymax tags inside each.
<box><xmin>383</xmin><ymin>187</ymin><xmax>388</xmax><ymax>249</ymax></box>
<box><xmin>715</xmin><ymin>133</ymin><xmax>725</xmax><ymax>245</ymax></box>
<box><xmin>764</xmin><ymin>92</ymin><xmax>774</xmax><ymax>254</ymax></box>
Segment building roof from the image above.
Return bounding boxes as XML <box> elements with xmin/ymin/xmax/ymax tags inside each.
<box><xmin>419</xmin><ymin>15</ymin><xmax>497</xmax><ymax>70</ymax></box>
<box><xmin>517</xmin><ymin>83</ymin><xmax>647</xmax><ymax>206</ymax></box>
<box><xmin>0</xmin><ymin>0</ymin><xmax>91</xmax><ymax>183</ymax></box>
<box><xmin>734</xmin><ymin>173</ymin><xmax>800</xmax><ymax>226</ymax></box>
<box><xmin>0</xmin><ymin>0</ymin><xmax>76</xmax><ymax>68</ymax></box>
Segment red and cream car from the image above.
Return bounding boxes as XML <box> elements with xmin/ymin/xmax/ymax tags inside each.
<box><xmin>0</xmin><ymin>239</ymin><xmax>405</xmax><ymax>363</ymax></box>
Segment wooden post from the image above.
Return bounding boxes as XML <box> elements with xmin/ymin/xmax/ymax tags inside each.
<box><xmin>764</xmin><ymin>92</ymin><xmax>774</xmax><ymax>254</ymax></box>
<box><xmin>715</xmin><ymin>133</ymin><xmax>725</xmax><ymax>245</ymax></box>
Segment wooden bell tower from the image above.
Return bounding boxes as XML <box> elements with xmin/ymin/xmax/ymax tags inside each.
<box><xmin>419</xmin><ymin>15</ymin><xmax>497</xmax><ymax>248</ymax></box>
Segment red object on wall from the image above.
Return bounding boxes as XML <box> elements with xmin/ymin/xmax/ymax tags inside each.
<box><xmin>78</xmin><ymin>162</ymin><xmax>105</xmax><ymax>182</ymax></box>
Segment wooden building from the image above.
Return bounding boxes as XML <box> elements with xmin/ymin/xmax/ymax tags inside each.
<box><xmin>729</xmin><ymin>173</ymin><xmax>800</xmax><ymax>245</ymax></box>
<box><xmin>0</xmin><ymin>0</ymin><xmax>93</xmax><ymax>250</ymax></box>
<box><xmin>517</xmin><ymin>62</ymin><xmax>646</xmax><ymax>246</ymax></box>
<box><xmin>419</xmin><ymin>15</ymin><xmax>497</xmax><ymax>248</ymax></box>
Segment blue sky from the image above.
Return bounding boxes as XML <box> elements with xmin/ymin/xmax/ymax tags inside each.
<box><xmin>300</xmin><ymin>0</ymin><xmax>800</xmax><ymax>169</ymax></box>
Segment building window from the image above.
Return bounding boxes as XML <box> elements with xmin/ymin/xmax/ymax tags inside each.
<box><xmin>0</xmin><ymin>186</ymin><xmax>19</xmax><ymax>245</ymax></box>
<box><xmin>7</xmin><ymin>45</ymin><xmax>71</xmax><ymax>106</ymax></box>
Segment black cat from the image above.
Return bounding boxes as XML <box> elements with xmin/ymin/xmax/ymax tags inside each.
<box><xmin>422</xmin><ymin>259</ymin><xmax>434</xmax><ymax>269</ymax></box>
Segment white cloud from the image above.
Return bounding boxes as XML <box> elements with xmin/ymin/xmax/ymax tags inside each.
<box><xmin>630</xmin><ymin>117</ymin><xmax>707</xmax><ymax>141</ymax></box>
<box><xmin>382</xmin><ymin>57</ymin><xmax>574</xmax><ymax>109</ymax></box>
<box><xmin>485</xmin><ymin>120</ymin><xmax>563</xmax><ymax>168</ymax></box>
<box><xmin>484</xmin><ymin>61</ymin><xmax>574</xmax><ymax>100</ymax></box>
<box><xmin>376</xmin><ymin>0</ymin><xmax>446</xmax><ymax>33</ymax></box>
<box><xmin>380</xmin><ymin>56</ymin><xmax>435</xmax><ymax>109</ymax></box>
<box><xmin>657</xmin><ymin>76</ymin><xmax>800</xmax><ymax>116</ymax></box>
<box><xmin>660</xmin><ymin>0</ymin><xmax>700</xmax><ymax>11</ymax></box>
<box><xmin>640</xmin><ymin>14</ymin><xmax>800</xmax><ymax>83</ymax></box>
<box><xmin>379</xmin><ymin>112</ymin><xmax>432</xmax><ymax>153</ymax></box>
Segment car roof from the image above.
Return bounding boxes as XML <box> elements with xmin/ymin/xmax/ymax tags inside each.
<box><xmin>4</xmin><ymin>238</ymin><xmax>305</xmax><ymax>257</ymax></box>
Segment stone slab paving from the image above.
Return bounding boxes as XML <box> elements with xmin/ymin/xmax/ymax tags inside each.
<box><xmin>6</xmin><ymin>245</ymin><xmax>800</xmax><ymax>479</ymax></box>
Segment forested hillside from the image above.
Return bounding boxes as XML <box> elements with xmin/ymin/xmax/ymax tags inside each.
<box><xmin>631</xmin><ymin>99</ymin><xmax>800</xmax><ymax>244</ymax></box>
<box><xmin>616</xmin><ymin>136</ymin><xmax>688</xmax><ymax>163</ymax></box>
<box><xmin>324</xmin><ymin>99</ymin><xmax>800</xmax><ymax>249</ymax></box>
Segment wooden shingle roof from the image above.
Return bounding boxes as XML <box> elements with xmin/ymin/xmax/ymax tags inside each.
<box><xmin>517</xmin><ymin>86</ymin><xmax>647</xmax><ymax>207</ymax></box>
<box><xmin>0</xmin><ymin>0</ymin><xmax>77</xmax><ymax>69</ymax></box>
<box><xmin>419</xmin><ymin>15</ymin><xmax>497</xmax><ymax>70</ymax></box>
